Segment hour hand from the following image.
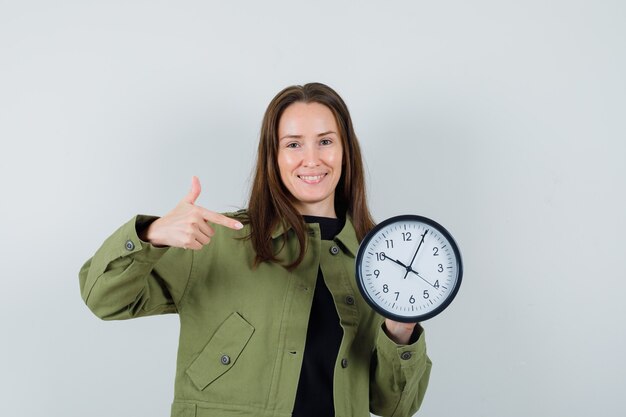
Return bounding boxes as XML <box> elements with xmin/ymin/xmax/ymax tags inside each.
<box><xmin>383</xmin><ymin>254</ymin><xmax>409</xmax><ymax>269</ymax></box>
<box><xmin>383</xmin><ymin>255</ymin><xmax>414</xmax><ymax>280</ymax></box>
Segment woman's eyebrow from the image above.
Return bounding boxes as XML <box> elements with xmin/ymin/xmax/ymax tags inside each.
<box><xmin>279</xmin><ymin>134</ymin><xmax>302</xmax><ymax>141</ymax></box>
<box><xmin>279</xmin><ymin>131</ymin><xmax>337</xmax><ymax>141</ymax></box>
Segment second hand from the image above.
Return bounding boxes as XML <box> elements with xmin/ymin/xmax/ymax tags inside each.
<box><xmin>410</xmin><ymin>270</ymin><xmax>437</xmax><ymax>289</ymax></box>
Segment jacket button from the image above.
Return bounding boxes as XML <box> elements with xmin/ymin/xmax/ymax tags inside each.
<box><xmin>345</xmin><ymin>295</ymin><xmax>355</xmax><ymax>305</ymax></box>
<box><xmin>400</xmin><ymin>352</ymin><xmax>412</xmax><ymax>360</ymax></box>
<box><xmin>220</xmin><ymin>355</ymin><xmax>231</xmax><ymax>365</ymax></box>
<box><xmin>330</xmin><ymin>246</ymin><xmax>340</xmax><ymax>255</ymax></box>
<box><xmin>125</xmin><ymin>240</ymin><xmax>135</xmax><ymax>251</ymax></box>
<box><xmin>341</xmin><ymin>358</ymin><xmax>348</xmax><ymax>368</ymax></box>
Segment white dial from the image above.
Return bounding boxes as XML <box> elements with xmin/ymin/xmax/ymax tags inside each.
<box><xmin>356</xmin><ymin>215</ymin><xmax>463</xmax><ymax>322</ymax></box>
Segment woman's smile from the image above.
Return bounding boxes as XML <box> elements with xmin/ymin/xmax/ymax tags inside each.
<box><xmin>298</xmin><ymin>173</ymin><xmax>327</xmax><ymax>183</ymax></box>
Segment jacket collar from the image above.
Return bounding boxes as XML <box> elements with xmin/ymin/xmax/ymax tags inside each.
<box><xmin>270</xmin><ymin>216</ymin><xmax>360</xmax><ymax>257</ymax></box>
<box><xmin>334</xmin><ymin>217</ymin><xmax>359</xmax><ymax>257</ymax></box>
<box><xmin>270</xmin><ymin>220</ymin><xmax>291</xmax><ymax>240</ymax></box>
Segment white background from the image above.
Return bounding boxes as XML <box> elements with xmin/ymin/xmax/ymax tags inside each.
<box><xmin>1</xmin><ymin>1</ymin><xmax>625</xmax><ymax>416</ymax></box>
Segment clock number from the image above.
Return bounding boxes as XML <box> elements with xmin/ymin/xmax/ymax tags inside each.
<box><xmin>402</xmin><ymin>232</ymin><xmax>412</xmax><ymax>241</ymax></box>
<box><xmin>434</xmin><ymin>280</ymin><xmax>440</xmax><ymax>289</ymax></box>
<box><xmin>373</xmin><ymin>269</ymin><xmax>380</xmax><ymax>278</ymax></box>
<box><xmin>433</xmin><ymin>247</ymin><xmax>439</xmax><ymax>256</ymax></box>
<box><xmin>394</xmin><ymin>291</ymin><xmax>400</xmax><ymax>301</ymax></box>
<box><xmin>409</xmin><ymin>295</ymin><xmax>416</xmax><ymax>304</ymax></box>
<box><xmin>423</xmin><ymin>290</ymin><xmax>429</xmax><ymax>299</ymax></box>
<box><xmin>385</xmin><ymin>239</ymin><xmax>394</xmax><ymax>249</ymax></box>
<box><xmin>383</xmin><ymin>284</ymin><xmax>389</xmax><ymax>293</ymax></box>
<box><xmin>438</xmin><ymin>264</ymin><xmax>444</xmax><ymax>273</ymax></box>
<box><xmin>375</xmin><ymin>252</ymin><xmax>386</xmax><ymax>261</ymax></box>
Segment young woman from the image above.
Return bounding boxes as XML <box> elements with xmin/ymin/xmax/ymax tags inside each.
<box><xmin>79</xmin><ymin>82</ymin><xmax>431</xmax><ymax>417</ymax></box>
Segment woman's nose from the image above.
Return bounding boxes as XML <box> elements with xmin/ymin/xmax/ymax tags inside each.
<box><xmin>303</xmin><ymin>146</ymin><xmax>320</xmax><ymax>167</ymax></box>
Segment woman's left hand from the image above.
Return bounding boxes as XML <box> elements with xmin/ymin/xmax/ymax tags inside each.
<box><xmin>384</xmin><ymin>319</ymin><xmax>418</xmax><ymax>345</ymax></box>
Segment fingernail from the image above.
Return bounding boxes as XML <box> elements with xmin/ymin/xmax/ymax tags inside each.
<box><xmin>235</xmin><ymin>222</ymin><xmax>243</xmax><ymax>230</ymax></box>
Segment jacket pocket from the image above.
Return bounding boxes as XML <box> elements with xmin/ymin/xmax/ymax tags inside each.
<box><xmin>186</xmin><ymin>312</ymin><xmax>255</xmax><ymax>391</ymax></box>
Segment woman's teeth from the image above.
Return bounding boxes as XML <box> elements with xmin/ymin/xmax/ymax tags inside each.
<box><xmin>299</xmin><ymin>174</ymin><xmax>326</xmax><ymax>182</ymax></box>
<box><xmin>300</xmin><ymin>175</ymin><xmax>324</xmax><ymax>181</ymax></box>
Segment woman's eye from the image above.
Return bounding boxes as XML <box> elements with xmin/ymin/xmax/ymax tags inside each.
<box><xmin>286</xmin><ymin>142</ymin><xmax>300</xmax><ymax>148</ymax></box>
<box><xmin>320</xmin><ymin>139</ymin><xmax>332</xmax><ymax>146</ymax></box>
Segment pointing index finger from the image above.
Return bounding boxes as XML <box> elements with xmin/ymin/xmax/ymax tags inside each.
<box><xmin>199</xmin><ymin>207</ymin><xmax>244</xmax><ymax>230</ymax></box>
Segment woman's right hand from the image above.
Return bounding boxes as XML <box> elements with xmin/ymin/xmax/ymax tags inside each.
<box><xmin>140</xmin><ymin>176</ymin><xmax>244</xmax><ymax>250</ymax></box>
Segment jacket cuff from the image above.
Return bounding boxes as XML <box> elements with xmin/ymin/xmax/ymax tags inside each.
<box><xmin>105</xmin><ymin>215</ymin><xmax>170</xmax><ymax>263</ymax></box>
<box><xmin>376</xmin><ymin>323</ymin><xmax>427</xmax><ymax>367</ymax></box>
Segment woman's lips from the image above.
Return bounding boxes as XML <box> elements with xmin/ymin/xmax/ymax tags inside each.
<box><xmin>297</xmin><ymin>173</ymin><xmax>327</xmax><ymax>184</ymax></box>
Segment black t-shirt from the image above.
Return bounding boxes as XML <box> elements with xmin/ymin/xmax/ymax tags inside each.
<box><xmin>292</xmin><ymin>215</ymin><xmax>345</xmax><ymax>417</ymax></box>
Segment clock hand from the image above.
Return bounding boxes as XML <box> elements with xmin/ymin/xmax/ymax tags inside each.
<box><xmin>401</xmin><ymin>229</ymin><xmax>428</xmax><ymax>279</ymax></box>
<box><xmin>382</xmin><ymin>255</ymin><xmax>420</xmax><ymax>281</ymax></box>
<box><xmin>407</xmin><ymin>229</ymin><xmax>428</xmax><ymax>269</ymax></box>
<box><xmin>382</xmin><ymin>255</ymin><xmax>409</xmax><ymax>269</ymax></box>
<box><xmin>409</xmin><ymin>270</ymin><xmax>438</xmax><ymax>289</ymax></box>
<box><xmin>383</xmin><ymin>256</ymin><xmax>420</xmax><ymax>280</ymax></box>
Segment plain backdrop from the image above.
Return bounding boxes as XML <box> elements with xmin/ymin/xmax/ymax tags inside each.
<box><xmin>1</xmin><ymin>1</ymin><xmax>625</xmax><ymax>416</ymax></box>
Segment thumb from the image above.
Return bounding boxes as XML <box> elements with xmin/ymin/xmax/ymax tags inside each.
<box><xmin>183</xmin><ymin>176</ymin><xmax>201</xmax><ymax>204</ymax></box>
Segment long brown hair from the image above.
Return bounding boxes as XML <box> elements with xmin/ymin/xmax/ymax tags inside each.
<box><xmin>246</xmin><ymin>82</ymin><xmax>375</xmax><ymax>269</ymax></box>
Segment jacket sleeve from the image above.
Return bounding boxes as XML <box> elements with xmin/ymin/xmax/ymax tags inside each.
<box><xmin>78</xmin><ymin>215</ymin><xmax>194</xmax><ymax>320</ymax></box>
<box><xmin>369</xmin><ymin>324</ymin><xmax>432</xmax><ymax>417</ymax></box>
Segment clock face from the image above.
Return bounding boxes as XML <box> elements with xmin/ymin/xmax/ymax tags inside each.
<box><xmin>356</xmin><ymin>215</ymin><xmax>463</xmax><ymax>322</ymax></box>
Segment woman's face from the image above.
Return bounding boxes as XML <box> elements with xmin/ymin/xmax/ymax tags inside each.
<box><xmin>277</xmin><ymin>101</ymin><xmax>343</xmax><ymax>218</ymax></box>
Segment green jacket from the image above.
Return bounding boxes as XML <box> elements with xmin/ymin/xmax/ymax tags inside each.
<box><xmin>79</xmin><ymin>213</ymin><xmax>431</xmax><ymax>417</ymax></box>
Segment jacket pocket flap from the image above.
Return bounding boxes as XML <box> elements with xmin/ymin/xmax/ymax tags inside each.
<box><xmin>186</xmin><ymin>312</ymin><xmax>255</xmax><ymax>390</ymax></box>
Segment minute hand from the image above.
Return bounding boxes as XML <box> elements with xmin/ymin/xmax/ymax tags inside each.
<box><xmin>403</xmin><ymin>229</ymin><xmax>428</xmax><ymax>279</ymax></box>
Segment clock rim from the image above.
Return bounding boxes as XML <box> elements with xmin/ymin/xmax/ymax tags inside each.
<box><xmin>355</xmin><ymin>214</ymin><xmax>463</xmax><ymax>323</ymax></box>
